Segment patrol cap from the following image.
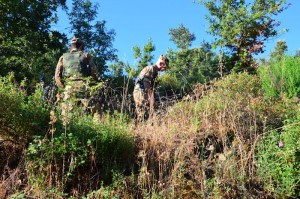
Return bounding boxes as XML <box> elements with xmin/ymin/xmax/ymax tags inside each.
<box><xmin>70</xmin><ymin>37</ymin><xmax>83</xmax><ymax>46</ymax></box>
<box><xmin>159</xmin><ymin>54</ymin><xmax>169</xmax><ymax>67</ymax></box>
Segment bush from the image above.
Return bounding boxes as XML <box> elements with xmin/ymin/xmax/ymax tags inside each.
<box><xmin>257</xmin><ymin>116</ymin><xmax>300</xmax><ymax>197</ymax></box>
<box><xmin>0</xmin><ymin>74</ymin><xmax>50</xmax><ymax>145</ymax></box>
<box><xmin>195</xmin><ymin>72</ymin><xmax>264</xmax><ymax>142</ymax></box>
<box><xmin>26</xmin><ymin>111</ymin><xmax>135</xmax><ymax>196</ymax></box>
<box><xmin>258</xmin><ymin>56</ymin><xmax>300</xmax><ymax>99</ymax></box>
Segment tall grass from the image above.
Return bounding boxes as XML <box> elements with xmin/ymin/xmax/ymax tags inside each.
<box><xmin>258</xmin><ymin>56</ymin><xmax>300</xmax><ymax>99</ymax></box>
<box><xmin>124</xmin><ymin>72</ymin><xmax>299</xmax><ymax>198</ymax></box>
<box><xmin>24</xmin><ymin>110</ymin><xmax>135</xmax><ymax>197</ymax></box>
<box><xmin>2</xmin><ymin>59</ymin><xmax>300</xmax><ymax>198</ymax></box>
<box><xmin>0</xmin><ymin>74</ymin><xmax>135</xmax><ymax>198</ymax></box>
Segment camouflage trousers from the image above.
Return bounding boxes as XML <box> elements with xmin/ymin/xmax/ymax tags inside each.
<box><xmin>57</xmin><ymin>80</ymin><xmax>94</xmax><ymax>123</ymax></box>
<box><xmin>133</xmin><ymin>84</ymin><xmax>154</xmax><ymax>123</ymax></box>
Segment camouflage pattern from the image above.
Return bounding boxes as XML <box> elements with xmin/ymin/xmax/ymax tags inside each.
<box><xmin>55</xmin><ymin>46</ymin><xmax>98</xmax><ymax>120</ymax></box>
<box><xmin>133</xmin><ymin>65</ymin><xmax>158</xmax><ymax>122</ymax></box>
<box><xmin>58</xmin><ymin>80</ymin><xmax>92</xmax><ymax>123</ymax></box>
<box><xmin>62</xmin><ymin>51</ymin><xmax>91</xmax><ymax>78</ymax></box>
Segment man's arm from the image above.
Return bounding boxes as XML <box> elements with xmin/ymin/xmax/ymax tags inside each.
<box><xmin>55</xmin><ymin>56</ymin><xmax>65</xmax><ymax>88</ymax></box>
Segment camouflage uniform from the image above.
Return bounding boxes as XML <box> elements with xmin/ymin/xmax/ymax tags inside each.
<box><xmin>133</xmin><ymin>65</ymin><xmax>159</xmax><ymax>122</ymax></box>
<box><xmin>55</xmin><ymin>39</ymin><xmax>97</xmax><ymax>120</ymax></box>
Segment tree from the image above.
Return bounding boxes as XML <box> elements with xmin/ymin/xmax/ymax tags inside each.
<box><xmin>198</xmin><ymin>0</ymin><xmax>289</xmax><ymax>72</ymax></box>
<box><xmin>0</xmin><ymin>0</ymin><xmax>68</xmax><ymax>84</ymax></box>
<box><xmin>169</xmin><ymin>24</ymin><xmax>196</xmax><ymax>50</ymax></box>
<box><xmin>68</xmin><ymin>0</ymin><xmax>117</xmax><ymax>76</ymax></box>
<box><xmin>164</xmin><ymin>25</ymin><xmax>217</xmax><ymax>94</ymax></box>
<box><xmin>165</xmin><ymin>42</ymin><xmax>217</xmax><ymax>94</ymax></box>
<box><xmin>270</xmin><ymin>40</ymin><xmax>288</xmax><ymax>61</ymax></box>
<box><xmin>133</xmin><ymin>38</ymin><xmax>156</xmax><ymax>72</ymax></box>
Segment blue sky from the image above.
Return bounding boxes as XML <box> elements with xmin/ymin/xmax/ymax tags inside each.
<box><xmin>54</xmin><ymin>0</ymin><xmax>300</xmax><ymax>65</ymax></box>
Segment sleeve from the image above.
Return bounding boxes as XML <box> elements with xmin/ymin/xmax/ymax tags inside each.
<box><xmin>55</xmin><ymin>56</ymin><xmax>65</xmax><ymax>88</ymax></box>
<box><xmin>141</xmin><ymin>66</ymin><xmax>155</xmax><ymax>90</ymax></box>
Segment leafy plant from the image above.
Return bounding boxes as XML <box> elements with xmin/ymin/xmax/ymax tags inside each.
<box><xmin>257</xmin><ymin>117</ymin><xmax>300</xmax><ymax>197</ymax></box>
<box><xmin>0</xmin><ymin>0</ymin><xmax>67</xmax><ymax>84</ymax></box>
<box><xmin>0</xmin><ymin>74</ymin><xmax>50</xmax><ymax>145</ymax></box>
<box><xmin>198</xmin><ymin>0</ymin><xmax>288</xmax><ymax>71</ymax></box>
<box><xmin>26</xmin><ymin>110</ymin><xmax>135</xmax><ymax>195</ymax></box>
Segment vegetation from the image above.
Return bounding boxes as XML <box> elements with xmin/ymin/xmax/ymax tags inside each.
<box><xmin>258</xmin><ymin>56</ymin><xmax>300</xmax><ymax>98</ymax></box>
<box><xmin>165</xmin><ymin>42</ymin><xmax>218</xmax><ymax>94</ymax></box>
<box><xmin>198</xmin><ymin>0</ymin><xmax>288</xmax><ymax>71</ymax></box>
<box><xmin>1</xmin><ymin>0</ymin><xmax>299</xmax><ymax>198</ymax></box>
<box><xmin>0</xmin><ymin>0</ymin><xmax>68</xmax><ymax>85</ymax></box>
<box><xmin>133</xmin><ymin>38</ymin><xmax>156</xmax><ymax>72</ymax></box>
<box><xmin>68</xmin><ymin>0</ymin><xmax>117</xmax><ymax>75</ymax></box>
<box><xmin>1</xmin><ymin>56</ymin><xmax>300</xmax><ymax>198</ymax></box>
<box><xmin>169</xmin><ymin>24</ymin><xmax>196</xmax><ymax>50</ymax></box>
<box><xmin>0</xmin><ymin>73</ymin><xmax>50</xmax><ymax>145</ymax></box>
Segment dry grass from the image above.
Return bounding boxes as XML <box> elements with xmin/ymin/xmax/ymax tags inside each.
<box><xmin>0</xmin><ymin>73</ymin><xmax>290</xmax><ymax>198</ymax></box>
<box><xmin>0</xmin><ymin>142</ymin><xmax>25</xmax><ymax>199</ymax></box>
<box><xmin>130</xmin><ymin>73</ymin><xmax>282</xmax><ymax>198</ymax></box>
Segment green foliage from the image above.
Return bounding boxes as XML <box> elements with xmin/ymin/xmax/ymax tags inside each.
<box><xmin>169</xmin><ymin>24</ymin><xmax>196</xmax><ymax>50</ymax></box>
<box><xmin>69</xmin><ymin>0</ymin><xmax>117</xmax><ymax>75</ymax></box>
<box><xmin>270</xmin><ymin>40</ymin><xmax>288</xmax><ymax>61</ymax></box>
<box><xmin>258</xmin><ymin>56</ymin><xmax>300</xmax><ymax>98</ymax></box>
<box><xmin>198</xmin><ymin>0</ymin><xmax>288</xmax><ymax>70</ymax></box>
<box><xmin>26</xmin><ymin>111</ymin><xmax>134</xmax><ymax>193</ymax></box>
<box><xmin>165</xmin><ymin>42</ymin><xmax>217</xmax><ymax>94</ymax></box>
<box><xmin>195</xmin><ymin>72</ymin><xmax>264</xmax><ymax>136</ymax></box>
<box><xmin>107</xmin><ymin>61</ymin><xmax>135</xmax><ymax>93</ymax></box>
<box><xmin>0</xmin><ymin>0</ymin><xmax>68</xmax><ymax>84</ymax></box>
<box><xmin>83</xmin><ymin>172</ymin><xmax>129</xmax><ymax>199</ymax></box>
<box><xmin>257</xmin><ymin>117</ymin><xmax>300</xmax><ymax>197</ymax></box>
<box><xmin>133</xmin><ymin>38</ymin><xmax>156</xmax><ymax>72</ymax></box>
<box><xmin>167</xmin><ymin>25</ymin><xmax>217</xmax><ymax>94</ymax></box>
<box><xmin>157</xmin><ymin>73</ymin><xmax>181</xmax><ymax>91</ymax></box>
<box><xmin>0</xmin><ymin>74</ymin><xmax>50</xmax><ymax>145</ymax></box>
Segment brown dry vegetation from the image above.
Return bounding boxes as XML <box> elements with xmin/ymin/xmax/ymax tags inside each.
<box><xmin>123</xmin><ymin>73</ymin><xmax>290</xmax><ymax>198</ymax></box>
<box><xmin>0</xmin><ymin>72</ymin><xmax>298</xmax><ymax>198</ymax></box>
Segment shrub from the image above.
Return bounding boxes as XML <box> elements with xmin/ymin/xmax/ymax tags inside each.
<box><xmin>195</xmin><ymin>72</ymin><xmax>264</xmax><ymax>143</ymax></box>
<box><xmin>158</xmin><ymin>73</ymin><xmax>181</xmax><ymax>91</ymax></box>
<box><xmin>257</xmin><ymin>116</ymin><xmax>300</xmax><ymax>197</ymax></box>
<box><xmin>0</xmin><ymin>74</ymin><xmax>50</xmax><ymax>145</ymax></box>
<box><xmin>190</xmin><ymin>72</ymin><xmax>282</xmax><ymax>197</ymax></box>
<box><xmin>26</xmin><ymin>111</ymin><xmax>135</xmax><ymax>196</ymax></box>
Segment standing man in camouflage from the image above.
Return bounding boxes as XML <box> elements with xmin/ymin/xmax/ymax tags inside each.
<box><xmin>133</xmin><ymin>55</ymin><xmax>169</xmax><ymax>122</ymax></box>
<box><xmin>55</xmin><ymin>37</ymin><xmax>98</xmax><ymax>120</ymax></box>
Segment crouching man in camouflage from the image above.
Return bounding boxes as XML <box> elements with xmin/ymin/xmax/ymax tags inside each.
<box><xmin>133</xmin><ymin>55</ymin><xmax>169</xmax><ymax>123</ymax></box>
<box><xmin>55</xmin><ymin>37</ymin><xmax>98</xmax><ymax>122</ymax></box>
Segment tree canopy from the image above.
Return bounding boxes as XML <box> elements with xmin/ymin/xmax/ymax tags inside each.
<box><xmin>68</xmin><ymin>0</ymin><xmax>117</xmax><ymax>76</ymax></box>
<box><xmin>0</xmin><ymin>0</ymin><xmax>68</xmax><ymax>84</ymax></box>
<box><xmin>169</xmin><ymin>24</ymin><xmax>196</xmax><ymax>50</ymax></box>
<box><xmin>133</xmin><ymin>38</ymin><xmax>156</xmax><ymax>73</ymax></box>
<box><xmin>198</xmin><ymin>0</ymin><xmax>288</xmax><ymax>71</ymax></box>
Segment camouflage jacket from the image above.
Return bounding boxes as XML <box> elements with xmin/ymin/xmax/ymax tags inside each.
<box><xmin>135</xmin><ymin>65</ymin><xmax>159</xmax><ymax>91</ymax></box>
<box><xmin>55</xmin><ymin>49</ymin><xmax>98</xmax><ymax>88</ymax></box>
